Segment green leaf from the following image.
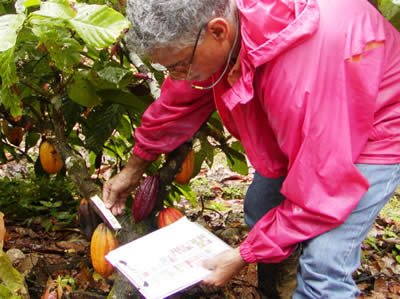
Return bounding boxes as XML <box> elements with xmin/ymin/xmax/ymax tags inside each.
<box><xmin>378</xmin><ymin>0</ymin><xmax>400</xmax><ymax>30</ymax></box>
<box><xmin>97</xmin><ymin>89</ymin><xmax>150</xmax><ymax>112</ymax></box>
<box><xmin>0</xmin><ymin>14</ymin><xmax>25</xmax><ymax>52</ymax></box>
<box><xmin>67</xmin><ymin>72</ymin><xmax>101</xmax><ymax>107</ymax></box>
<box><xmin>0</xmin><ymin>251</ymin><xmax>28</xmax><ymax>298</ymax></box>
<box><xmin>33</xmin><ymin>0</ymin><xmax>77</xmax><ymax>19</ymax></box>
<box><xmin>61</xmin><ymin>96</ymin><xmax>84</xmax><ymax>133</ymax></box>
<box><xmin>116</xmin><ymin>115</ymin><xmax>132</xmax><ymax>139</ymax></box>
<box><xmin>82</xmin><ymin>103</ymin><xmax>124</xmax><ymax>151</ymax></box>
<box><xmin>23</xmin><ymin>0</ymin><xmax>41</xmax><ymax>9</ymax></box>
<box><xmin>1</xmin><ymin>88</ymin><xmax>22</xmax><ymax>118</ymax></box>
<box><xmin>174</xmin><ymin>183</ymin><xmax>198</xmax><ymax>207</ymax></box>
<box><xmin>15</xmin><ymin>0</ymin><xmax>26</xmax><ymax>14</ymax></box>
<box><xmin>224</xmin><ymin>141</ymin><xmax>248</xmax><ymax>175</ymax></box>
<box><xmin>197</xmin><ymin>131</ymin><xmax>214</xmax><ymax>168</ymax></box>
<box><xmin>0</xmin><ymin>48</ymin><xmax>17</xmax><ymax>87</ymax></box>
<box><xmin>0</xmin><ymin>284</ymin><xmax>13</xmax><ymax>298</ymax></box>
<box><xmin>192</xmin><ymin>148</ymin><xmax>206</xmax><ymax>179</ymax></box>
<box><xmin>96</xmin><ymin>64</ymin><xmax>131</xmax><ymax>85</ymax></box>
<box><xmin>24</xmin><ymin>131</ymin><xmax>40</xmax><ymax>151</ymax></box>
<box><xmin>167</xmin><ymin>184</ymin><xmax>182</xmax><ymax>205</ymax></box>
<box><xmin>31</xmin><ymin>24</ymin><xmax>82</xmax><ymax>73</ymax></box>
<box><xmin>69</xmin><ymin>3</ymin><xmax>130</xmax><ymax>48</ymax></box>
<box><xmin>207</xmin><ymin>111</ymin><xmax>225</xmax><ymax>132</ymax></box>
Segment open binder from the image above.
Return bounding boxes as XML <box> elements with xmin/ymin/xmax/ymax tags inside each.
<box><xmin>105</xmin><ymin>217</ymin><xmax>231</xmax><ymax>299</ymax></box>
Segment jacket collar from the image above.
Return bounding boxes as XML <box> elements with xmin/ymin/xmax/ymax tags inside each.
<box><xmin>221</xmin><ymin>0</ymin><xmax>320</xmax><ymax>110</ymax></box>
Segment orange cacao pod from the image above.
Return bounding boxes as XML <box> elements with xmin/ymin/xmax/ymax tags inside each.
<box><xmin>90</xmin><ymin>223</ymin><xmax>118</xmax><ymax>278</ymax></box>
<box><xmin>132</xmin><ymin>175</ymin><xmax>159</xmax><ymax>223</ymax></box>
<box><xmin>39</xmin><ymin>140</ymin><xmax>63</xmax><ymax>174</ymax></box>
<box><xmin>78</xmin><ymin>198</ymin><xmax>102</xmax><ymax>240</ymax></box>
<box><xmin>158</xmin><ymin>207</ymin><xmax>184</xmax><ymax>228</ymax></box>
<box><xmin>175</xmin><ymin>150</ymin><xmax>195</xmax><ymax>184</ymax></box>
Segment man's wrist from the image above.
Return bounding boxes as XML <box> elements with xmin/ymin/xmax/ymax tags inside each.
<box><xmin>126</xmin><ymin>154</ymin><xmax>151</xmax><ymax>171</ymax></box>
<box><xmin>234</xmin><ymin>247</ymin><xmax>248</xmax><ymax>268</ymax></box>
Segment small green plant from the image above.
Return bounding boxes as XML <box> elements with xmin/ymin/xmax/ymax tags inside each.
<box><xmin>380</xmin><ymin>193</ymin><xmax>400</xmax><ymax>223</ymax></box>
<box><xmin>190</xmin><ymin>177</ymin><xmax>215</xmax><ymax>200</ymax></box>
<box><xmin>392</xmin><ymin>244</ymin><xmax>400</xmax><ymax>263</ymax></box>
<box><xmin>221</xmin><ymin>185</ymin><xmax>246</xmax><ymax>199</ymax></box>
<box><xmin>383</xmin><ymin>230</ymin><xmax>400</xmax><ymax>263</ymax></box>
<box><xmin>56</xmin><ymin>275</ymin><xmax>76</xmax><ymax>291</ymax></box>
<box><xmin>363</xmin><ymin>236</ymin><xmax>381</xmax><ymax>252</ymax></box>
<box><xmin>208</xmin><ymin>201</ymin><xmax>228</xmax><ymax>212</ymax></box>
<box><xmin>0</xmin><ymin>173</ymin><xmax>79</xmax><ymax>229</ymax></box>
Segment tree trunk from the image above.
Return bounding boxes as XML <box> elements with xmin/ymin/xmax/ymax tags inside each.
<box><xmin>51</xmin><ymin>97</ymin><xmax>194</xmax><ymax>298</ymax></box>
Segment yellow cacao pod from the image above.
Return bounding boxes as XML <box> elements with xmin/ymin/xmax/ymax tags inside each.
<box><xmin>39</xmin><ymin>140</ymin><xmax>63</xmax><ymax>174</ymax></box>
<box><xmin>90</xmin><ymin>223</ymin><xmax>118</xmax><ymax>278</ymax></box>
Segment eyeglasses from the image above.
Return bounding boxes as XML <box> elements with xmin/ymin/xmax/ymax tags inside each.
<box><xmin>156</xmin><ymin>11</ymin><xmax>240</xmax><ymax>90</ymax></box>
<box><xmin>162</xmin><ymin>24</ymin><xmax>204</xmax><ymax>82</ymax></box>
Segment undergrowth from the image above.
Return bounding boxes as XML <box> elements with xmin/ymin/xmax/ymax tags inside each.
<box><xmin>0</xmin><ymin>172</ymin><xmax>79</xmax><ymax>230</ymax></box>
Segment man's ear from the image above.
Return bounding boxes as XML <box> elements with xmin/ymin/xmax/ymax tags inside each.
<box><xmin>207</xmin><ymin>18</ymin><xmax>230</xmax><ymax>41</ymax></box>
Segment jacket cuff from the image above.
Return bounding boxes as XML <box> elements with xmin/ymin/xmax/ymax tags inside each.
<box><xmin>239</xmin><ymin>242</ymin><xmax>257</xmax><ymax>264</ymax></box>
<box><xmin>132</xmin><ymin>145</ymin><xmax>159</xmax><ymax>162</ymax></box>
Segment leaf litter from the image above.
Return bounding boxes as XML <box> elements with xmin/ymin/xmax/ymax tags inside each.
<box><xmin>0</xmin><ymin>160</ymin><xmax>399</xmax><ymax>298</ymax></box>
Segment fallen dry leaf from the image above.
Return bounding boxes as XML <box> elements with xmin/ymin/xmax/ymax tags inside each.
<box><xmin>374</xmin><ymin>277</ymin><xmax>388</xmax><ymax>292</ymax></box>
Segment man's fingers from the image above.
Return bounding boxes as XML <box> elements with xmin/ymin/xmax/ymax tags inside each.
<box><xmin>102</xmin><ymin>182</ymin><xmax>113</xmax><ymax>208</ymax></box>
<box><xmin>202</xmin><ymin>274</ymin><xmax>226</xmax><ymax>287</ymax></box>
<box><xmin>202</xmin><ymin>259</ymin><xmax>215</xmax><ymax>271</ymax></box>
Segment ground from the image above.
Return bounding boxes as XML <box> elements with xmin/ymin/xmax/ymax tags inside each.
<box><xmin>1</xmin><ymin>156</ymin><xmax>400</xmax><ymax>298</ymax></box>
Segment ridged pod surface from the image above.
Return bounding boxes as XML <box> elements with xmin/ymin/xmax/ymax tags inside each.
<box><xmin>132</xmin><ymin>175</ymin><xmax>159</xmax><ymax>224</ymax></box>
<box><xmin>39</xmin><ymin>140</ymin><xmax>63</xmax><ymax>174</ymax></box>
<box><xmin>158</xmin><ymin>207</ymin><xmax>184</xmax><ymax>228</ymax></box>
<box><xmin>175</xmin><ymin>150</ymin><xmax>195</xmax><ymax>184</ymax></box>
<box><xmin>90</xmin><ymin>223</ymin><xmax>118</xmax><ymax>278</ymax></box>
<box><xmin>78</xmin><ymin>198</ymin><xmax>102</xmax><ymax>240</ymax></box>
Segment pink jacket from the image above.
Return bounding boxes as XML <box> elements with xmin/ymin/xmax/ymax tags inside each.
<box><xmin>133</xmin><ymin>0</ymin><xmax>400</xmax><ymax>263</ymax></box>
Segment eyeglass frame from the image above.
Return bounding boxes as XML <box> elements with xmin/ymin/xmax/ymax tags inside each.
<box><xmin>163</xmin><ymin>24</ymin><xmax>205</xmax><ymax>81</ymax></box>
<box><xmin>163</xmin><ymin>10</ymin><xmax>240</xmax><ymax>90</ymax></box>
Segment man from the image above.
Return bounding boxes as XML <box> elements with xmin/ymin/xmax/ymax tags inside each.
<box><xmin>102</xmin><ymin>0</ymin><xmax>400</xmax><ymax>297</ymax></box>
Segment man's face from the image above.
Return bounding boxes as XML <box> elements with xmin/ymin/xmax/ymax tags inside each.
<box><xmin>150</xmin><ymin>17</ymin><xmax>236</xmax><ymax>83</ymax></box>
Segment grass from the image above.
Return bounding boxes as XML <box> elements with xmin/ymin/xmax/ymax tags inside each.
<box><xmin>380</xmin><ymin>188</ymin><xmax>400</xmax><ymax>223</ymax></box>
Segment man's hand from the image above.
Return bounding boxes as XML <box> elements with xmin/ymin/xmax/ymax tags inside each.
<box><xmin>202</xmin><ymin>247</ymin><xmax>247</xmax><ymax>287</ymax></box>
<box><xmin>102</xmin><ymin>154</ymin><xmax>150</xmax><ymax>215</ymax></box>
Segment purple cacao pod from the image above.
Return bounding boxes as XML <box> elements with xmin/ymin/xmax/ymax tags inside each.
<box><xmin>78</xmin><ymin>198</ymin><xmax>102</xmax><ymax>240</ymax></box>
<box><xmin>132</xmin><ymin>175</ymin><xmax>159</xmax><ymax>223</ymax></box>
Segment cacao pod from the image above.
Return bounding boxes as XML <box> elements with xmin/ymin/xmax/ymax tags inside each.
<box><xmin>39</xmin><ymin>140</ymin><xmax>63</xmax><ymax>174</ymax></box>
<box><xmin>175</xmin><ymin>149</ymin><xmax>195</xmax><ymax>184</ymax></box>
<box><xmin>90</xmin><ymin>223</ymin><xmax>118</xmax><ymax>278</ymax></box>
<box><xmin>7</xmin><ymin>126</ymin><xmax>23</xmax><ymax>146</ymax></box>
<box><xmin>158</xmin><ymin>207</ymin><xmax>184</xmax><ymax>228</ymax></box>
<box><xmin>132</xmin><ymin>175</ymin><xmax>159</xmax><ymax>224</ymax></box>
<box><xmin>78</xmin><ymin>198</ymin><xmax>102</xmax><ymax>240</ymax></box>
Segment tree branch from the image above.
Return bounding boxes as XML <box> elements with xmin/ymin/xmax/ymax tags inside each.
<box><xmin>19</xmin><ymin>78</ymin><xmax>51</xmax><ymax>98</ymax></box>
<box><xmin>124</xmin><ymin>47</ymin><xmax>161</xmax><ymax>100</ymax></box>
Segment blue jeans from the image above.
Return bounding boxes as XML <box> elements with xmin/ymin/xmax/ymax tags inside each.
<box><xmin>244</xmin><ymin>164</ymin><xmax>400</xmax><ymax>298</ymax></box>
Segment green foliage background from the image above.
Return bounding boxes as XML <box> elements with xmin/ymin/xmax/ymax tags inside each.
<box><xmin>0</xmin><ymin>0</ymin><xmax>398</xmax><ymax>222</ymax></box>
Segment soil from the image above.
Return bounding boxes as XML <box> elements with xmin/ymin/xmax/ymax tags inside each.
<box><xmin>1</xmin><ymin>158</ymin><xmax>400</xmax><ymax>298</ymax></box>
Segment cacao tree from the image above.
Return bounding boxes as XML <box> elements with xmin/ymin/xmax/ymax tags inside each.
<box><xmin>0</xmin><ymin>0</ymin><xmax>248</xmax><ymax>297</ymax></box>
<box><xmin>1</xmin><ymin>0</ymin><xmax>399</xmax><ymax>297</ymax></box>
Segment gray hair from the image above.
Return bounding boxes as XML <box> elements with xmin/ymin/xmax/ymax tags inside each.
<box><xmin>125</xmin><ymin>0</ymin><xmax>236</xmax><ymax>57</ymax></box>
